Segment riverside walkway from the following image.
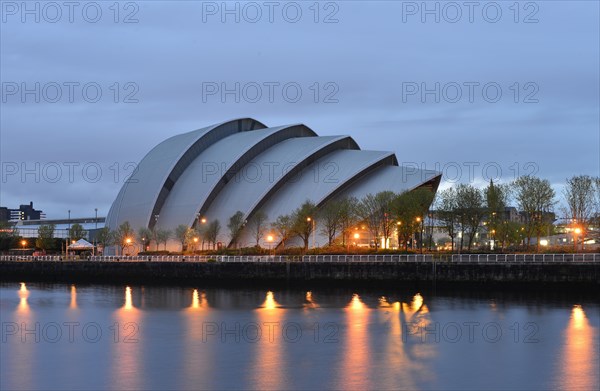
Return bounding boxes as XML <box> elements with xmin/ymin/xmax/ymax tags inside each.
<box><xmin>1</xmin><ymin>253</ymin><xmax>598</xmax><ymax>264</ymax></box>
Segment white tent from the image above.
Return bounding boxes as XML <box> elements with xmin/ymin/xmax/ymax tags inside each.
<box><xmin>68</xmin><ymin>239</ymin><xmax>95</xmax><ymax>250</ymax></box>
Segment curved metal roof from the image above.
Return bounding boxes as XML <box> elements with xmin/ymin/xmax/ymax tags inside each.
<box><xmin>203</xmin><ymin>135</ymin><xmax>359</xmax><ymax>239</ymax></box>
<box><xmin>106</xmin><ymin>118</ymin><xmax>265</xmax><ymax>231</ymax></box>
<box><xmin>235</xmin><ymin>149</ymin><xmax>396</xmax><ymax>246</ymax></box>
<box><xmin>155</xmin><ymin>124</ymin><xmax>316</xmax><ymax>230</ymax></box>
<box><xmin>105</xmin><ymin>118</ymin><xmax>442</xmax><ymax>252</ymax></box>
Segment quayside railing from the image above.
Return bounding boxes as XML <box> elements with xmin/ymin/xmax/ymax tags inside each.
<box><xmin>1</xmin><ymin>253</ymin><xmax>598</xmax><ymax>263</ymax></box>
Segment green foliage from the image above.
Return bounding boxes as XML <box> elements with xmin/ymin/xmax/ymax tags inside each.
<box><xmin>272</xmin><ymin>214</ymin><xmax>293</xmax><ymax>249</ymax></box>
<box><xmin>36</xmin><ymin>224</ymin><xmax>55</xmax><ymax>250</ymax></box>
<box><xmin>512</xmin><ymin>176</ymin><xmax>556</xmax><ymax>251</ymax></box>
<box><xmin>455</xmin><ymin>184</ymin><xmax>485</xmax><ymax>250</ymax></box>
<box><xmin>249</xmin><ymin>210</ymin><xmax>268</xmax><ymax>247</ymax></box>
<box><xmin>174</xmin><ymin>224</ymin><xmax>191</xmax><ymax>251</ymax></box>
<box><xmin>96</xmin><ymin>227</ymin><xmax>113</xmax><ymax>247</ymax></box>
<box><xmin>393</xmin><ymin>188</ymin><xmax>434</xmax><ymax>250</ymax></box>
<box><xmin>68</xmin><ymin>223</ymin><xmax>86</xmax><ymax>241</ymax></box>
<box><xmin>156</xmin><ymin>229</ymin><xmax>172</xmax><ymax>251</ymax></box>
<box><xmin>204</xmin><ymin>220</ymin><xmax>221</xmax><ymax>249</ymax></box>
<box><xmin>137</xmin><ymin>227</ymin><xmax>152</xmax><ymax>251</ymax></box>
<box><xmin>114</xmin><ymin>221</ymin><xmax>134</xmax><ymax>255</ymax></box>
<box><xmin>0</xmin><ymin>221</ymin><xmax>17</xmax><ymax>251</ymax></box>
<box><xmin>319</xmin><ymin>199</ymin><xmax>345</xmax><ymax>246</ymax></box>
<box><xmin>227</xmin><ymin>211</ymin><xmax>245</xmax><ymax>248</ymax></box>
<box><xmin>291</xmin><ymin>200</ymin><xmax>317</xmax><ymax>251</ymax></box>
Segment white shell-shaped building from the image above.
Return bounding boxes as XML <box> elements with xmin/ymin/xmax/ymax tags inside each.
<box><xmin>106</xmin><ymin>118</ymin><xmax>441</xmax><ymax>251</ymax></box>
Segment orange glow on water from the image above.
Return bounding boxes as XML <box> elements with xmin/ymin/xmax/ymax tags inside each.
<box><xmin>17</xmin><ymin>282</ymin><xmax>29</xmax><ymax>312</ymax></box>
<box><xmin>69</xmin><ymin>285</ymin><xmax>77</xmax><ymax>309</ymax></box>
<box><xmin>349</xmin><ymin>293</ymin><xmax>367</xmax><ymax>311</ymax></box>
<box><xmin>123</xmin><ymin>286</ymin><xmax>135</xmax><ymax>311</ymax></box>
<box><xmin>261</xmin><ymin>291</ymin><xmax>280</xmax><ymax>310</ymax></box>
<box><xmin>189</xmin><ymin>289</ymin><xmax>208</xmax><ymax>311</ymax></box>
<box><xmin>339</xmin><ymin>293</ymin><xmax>370</xmax><ymax>388</ymax></box>
<box><xmin>556</xmin><ymin>305</ymin><xmax>597</xmax><ymax>390</ymax></box>
<box><xmin>112</xmin><ymin>286</ymin><xmax>141</xmax><ymax>389</ymax></box>
<box><xmin>304</xmin><ymin>291</ymin><xmax>319</xmax><ymax>310</ymax></box>
<box><xmin>411</xmin><ymin>293</ymin><xmax>424</xmax><ymax>312</ymax></box>
<box><xmin>252</xmin><ymin>291</ymin><xmax>284</xmax><ymax>389</ymax></box>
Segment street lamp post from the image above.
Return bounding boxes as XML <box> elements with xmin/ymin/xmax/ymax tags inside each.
<box><xmin>267</xmin><ymin>234</ymin><xmax>274</xmax><ymax>255</ymax></box>
<box><xmin>198</xmin><ymin>214</ymin><xmax>207</xmax><ymax>251</ymax></box>
<box><xmin>94</xmin><ymin>208</ymin><xmax>98</xmax><ymax>256</ymax></box>
<box><xmin>306</xmin><ymin>217</ymin><xmax>316</xmax><ymax>249</ymax></box>
<box><xmin>416</xmin><ymin>217</ymin><xmax>422</xmax><ymax>253</ymax></box>
<box><xmin>574</xmin><ymin>227</ymin><xmax>581</xmax><ymax>251</ymax></box>
<box><xmin>21</xmin><ymin>240</ymin><xmax>27</xmax><ymax>251</ymax></box>
<box><xmin>67</xmin><ymin>210</ymin><xmax>71</xmax><ymax>257</ymax></box>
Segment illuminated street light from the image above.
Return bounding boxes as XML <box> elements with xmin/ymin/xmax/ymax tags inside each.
<box><xmin>266</xmin><ymin>234</ymin><xmax>274</xmax><ymax>255</ymax></box>
<box><xmin>306</xmin><ymin>217</ymin><xmax>315</xmax><ymax>248</ymax></box>
<box><xmin>354</xmin><ymin>233</ymin><xmax>360</xmax><ymax>239</ymax></box>
<box><xmin>573</xmin><ymin>227</ymin><xmax>582</xmax><ymax>251</ymax></box>
<box><xmin>21</xmin><ymin>240</ymin><xmax>27</xmax><ymax>249</ymax></box>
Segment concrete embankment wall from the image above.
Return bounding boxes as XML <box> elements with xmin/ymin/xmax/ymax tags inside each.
<box><xmin>1</xmin><ymin>261</ymin><xmax>598</xmax><ymax>287</ymax></box>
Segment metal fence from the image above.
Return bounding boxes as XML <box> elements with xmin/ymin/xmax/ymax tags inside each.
<box><xmin>1</xmin><ymin>253</ymin><xmax>598</xmax><ymax>263</ymax></box>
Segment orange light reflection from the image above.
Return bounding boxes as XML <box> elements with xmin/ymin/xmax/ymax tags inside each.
<box><xmin>17</xmin><ymin>282</ymin><xmax>30</xmax><ymax>313</ymax></box>
<box><xmin>557</xmin><ymin>305</ymin><xmax>597</xmax><ymax>390</ymax></box>
<box><xmin>111</xmin><ymin>286</ymin><xmax>141</xmax><ymax>390</ymax></box>
<box><xmin>338</xmin><ymin>294</ymin><xmax>371</xmax><ymax>389</ymax></box>
<box><xmin>252</xmin><ymin>291</ymin><xmax>283</xmax><ymax>389</ymax></box>
<box><xmin>69</xmin><ymin>285</ymin><xmax>77</xmax><ymax>309</ymax></box>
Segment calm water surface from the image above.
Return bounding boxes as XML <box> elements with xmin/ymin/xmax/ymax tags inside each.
<box><xmin>0</xmin><ymin>282</ymin><xmax>598</xmax><ymax>390</ymax></box>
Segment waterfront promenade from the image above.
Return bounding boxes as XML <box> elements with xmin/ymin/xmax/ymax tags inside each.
<box><xmin>1</xmin><ymin>253</ymin><xmax>598</xmax><ymax>286</ymax></box>
<box><xmin>1</xmin><ymin>253</ymin><xmax>598</xmax><ymax>263</ymax></box>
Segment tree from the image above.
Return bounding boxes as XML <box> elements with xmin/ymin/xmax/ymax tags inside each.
<box><xmin>355</xmin><ymin>194</ymin><xmax>382</xmax><ymax>250</ymax></box>
<box><xmin>513</xmin><ymin>176</ymin><xmax>556</xmax><ymax>251</ymax></box>
<box><xmin>456</xmin><ymin>184</ymin><xmax>485</xmax><ymax>250</ymax></box>
<box><xmin>174</xmin><ymin>225</ymin><xmax>190</xmax><ymax>251</ymax></box>
<box><xmin>114</xmin><ymin>221</ymin><xmax>134</xmax><ymax>255</ymax></box>
<box><xmin>393</xmin><ymin>189</ymin><xmax>434</xmax><ymax>250</ymax></box>
<box><xmin>436</xmin><ymin>188</ymin><xmax>459</xmax><ymax>252</ymax></box>
<box><xmin>272</xmin><ymin>214</ymin><xmax>293</xmax><ymax>250</ymax></box>
<box><xmin>96</xmin><ymin>227</ymin><xmax>113</xmax><ymax>250</ymax></box>
<box><xmin>156</xmin><ymin>229</ymin><xmax>171</xmax><ymax>251</ymax></box>
<box><xmin>184</xmin><ymin>227</ymin><xmax>199</xmax><ymax>251</ymax></box>
<box><xmin>0</xmin><ymin>221</ymin><xmax>17</xmax><ymax>251</ymax></box>
<box><xmin>204</xmin><ymin>220</ymin><xmax>221</xmax><ymax>249</ymax></box>
<box><xmin>319</xmin><ymin>199</ymin><xmax>344</xmax><ymax>246</ymax></box>
<box><xmin>355</xmin><ymin>192</ymin><xmax>396</xmax><ymax>250</ymax></box>
<box><xmin>137</xmin><ymin>227</ymin><xmax>152</xmax><ymax>252</ymax></box>
<box><xmin>249</xmin><ymin>210</ymin><xmax>268</xmax><ymax>247</ymax></box>
<box><xmin>485</xmin><ymin>180</ymin><xmax>511</xmax><ymax>251</ymax></box>
<box><xmin>69</xmin><ymin>223</ymin><xmax>86</xmax><ymax>241</ymax></box>
<box><xmin>227</xmin><ymin>211</ymin><xmax>245</xmax><ymax>248</ymax></box>
<box><xmin>291</xmin><ymin>200</ymin><xmax>317</xmax><ymax>251</ymax></box>
<box><xmin>338</xmin><ymin>197</ymin><xmax>359</xmax><ymax>248</ymax></box>
<box><xmin>36</xmin><ymin>224</ymin><xmax>55</xmax><ymax>251</ymax></box>
<box><xmin>563</xmin><ymin>175</ymin><xmax>597</xmax><ymax>245</ymax></box>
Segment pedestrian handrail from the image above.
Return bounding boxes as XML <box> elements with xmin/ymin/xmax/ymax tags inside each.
<box><xmin>0</xmin><ymin>253</ymin><xmax>598</xmax><ymax>263</ymax></box>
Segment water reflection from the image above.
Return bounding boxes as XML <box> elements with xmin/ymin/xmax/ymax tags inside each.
<box><xmin>557</xmin><ymin>305</ymin><xmax>597</xmax><ymax>390</ymax></box>
<box><xmin>188</xmin><ymin>289</ymin><xmax>208</xmax><ymax>311</ymax></box>
<box><xmin>69</xmin><ymin>285</ymin><xmax>77</xmax><ymax>309</ymax></box>
<box><xmin>304</xmin><ymin>291</ymin><xmax>319</xmax><ymax>310</ymax></box>
<box><xmin>17</xmin><ymin>282</ymin><xmax>30</xmax><ymax>313</ymax></box>
<box><xmin>184</xmin><ymin>289</ymin><xmax>212</xmax><ymax>388</ymax></box>
<box><xmin>251</xmin><ymin>291</ymin><xmax>284</xmax><ymax>390</ymax></box>
<box><xmin>338</xmin><ymin>294</ymin><xmax>371</xmax><ymax>389</ymax></box>
<box><xmin>111</xmin><ymin>286</ymin><xmax>142</xmax><ymax>390</ymax></box>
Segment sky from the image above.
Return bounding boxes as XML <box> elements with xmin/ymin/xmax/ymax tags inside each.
<box><xmin>1</xmin><ymin>0</ymin><xmax>599</xmax><ymax>219</ymax></box>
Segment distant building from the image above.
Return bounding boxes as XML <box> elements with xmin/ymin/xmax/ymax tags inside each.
<box><xmin>0</xmin><ymin>207</ymin><xmax>9</xmax><ymax>222</ymax></box>
<box><xmin>0</xmin><ymin>202</ymin><xmax>44</xmax><ymax>222</ymax></box>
